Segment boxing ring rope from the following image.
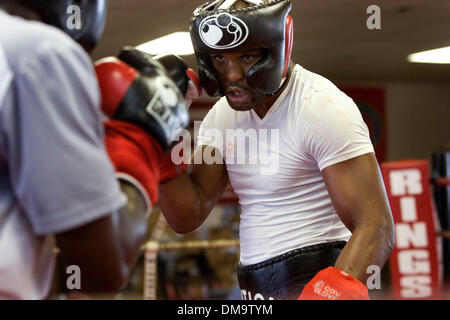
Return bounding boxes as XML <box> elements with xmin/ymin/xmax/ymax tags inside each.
<box><xmin>433</xmin><ymin>177</ymin><xmax>450</xmax><ymax>187</ymax></box>
<box><xmin>142</xmin><ymin>231</ymin><xmax>239</xmax><ymax>300</ymax></box>
<box><xmin>437</xmin><ymin>231</ymin><xmax>450</xmax><ymax>238</ymax></box>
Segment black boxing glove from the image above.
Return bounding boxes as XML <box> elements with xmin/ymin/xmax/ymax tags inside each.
<box><xmin>95</xmin><ymin>56</ymin><xmax>189</xmax><ymax>203</ymax></box>
<box><xmin>117</xmin><ymin>47</ymin><xmax>203</xmax><ymax>183</ymax></box>
<box><xmin>118</xmin><ymin>47</ymin><xmax>202</xmax><ymax>109</ymax></box>
<box><xmin>96</xmin><ymin>56</ymin><xmax>189</xmax><ymax>151</ymax></box>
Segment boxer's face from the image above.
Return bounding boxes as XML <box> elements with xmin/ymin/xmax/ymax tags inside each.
<box><xmin>210</xmin><ymin>49</ymin><xmax>266</xmax><ymax>111</ymax></box>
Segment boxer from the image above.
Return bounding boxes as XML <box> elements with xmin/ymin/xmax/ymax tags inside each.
<box><xmin>158</xmin><ymin>0</ymin><xmax>395</xmax><ymax>300</ymax></box>
<box><xmin>0</xmin><ymin>0</ymin><xmax>199</xmax><ymax>298</ymax></box>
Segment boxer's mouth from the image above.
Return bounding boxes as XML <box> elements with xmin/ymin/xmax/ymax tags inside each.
<box><xmin>226</xmin><ymin>87</ymin><xmax>251</xmax><ymax>105</ymax></box>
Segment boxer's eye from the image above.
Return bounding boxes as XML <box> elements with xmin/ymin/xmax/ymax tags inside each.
<box><xmin>212</xmin><ymin>55</ymin><xmax>225</xmax><ymax>63</ymax></box>
<box><xmin>242</xmin><ymin>54</ymin><xmax>258</xmax><ymax>64</ymax></box>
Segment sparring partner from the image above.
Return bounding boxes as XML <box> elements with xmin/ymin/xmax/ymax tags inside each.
<box><xmin>158</xmin><ymin>0</ymin><xmax>395</xmax><ymax>300</ymax></box>
<box><xmin>0</xmin><ymin>0</ymin><xmax>195</xmax><ymax>299</ymax></box>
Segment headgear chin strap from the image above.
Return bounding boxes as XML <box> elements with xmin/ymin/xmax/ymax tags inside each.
<box><xmin>23</xmin><ymin>0</ymin><xmax>107</xmax><ymax>52</ymax></box>
<box><xmin>190</xmin><ymin>0</ymin><xmax>293</xmax><ymax>97</ymax></box>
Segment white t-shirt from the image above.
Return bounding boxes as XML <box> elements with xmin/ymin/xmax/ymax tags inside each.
<box><xmin>0</xmin><ymin>11</ymin><xmax>126</xmax><ymax>299</ymax></box>
<box><xmin>197</xmin><ymin>64</ymin><xmax>374</xmax><ymax>265</ymax></box>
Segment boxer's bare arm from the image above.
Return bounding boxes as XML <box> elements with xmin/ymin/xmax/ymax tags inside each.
<box><xmin>321</xmin><ymin>152</ymin><xmax>395</xmax><ymax>283</ymax></box>
<box><xmin>158</xmin><ymin>145</ymin><xmax>229</xmax><ymax>234</ymax></box>
<box><xmin>55</xmin><ymin>181</ymin><xmax>149</xmax><ymax>293</ymax></box>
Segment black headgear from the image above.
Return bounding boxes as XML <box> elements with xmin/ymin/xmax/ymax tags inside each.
<box><xmin>190</xmin><ymin>0</ymin><xmax>293</xmax><ymax>97</ymax></box>
<box><xmin>23</xmin><ymin>0</ymin><xmax>107</xmax><ymax>51</ymax></box>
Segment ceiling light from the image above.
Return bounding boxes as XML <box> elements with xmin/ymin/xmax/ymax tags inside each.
<box><xmin>407</xmin><ymin>46</ymin><xmax>450</xmax><ymax>64</ymax></box>
<box><xmin>136</xmin><ymin>32</ymin><xmax>194</xmax><ymax>56</ymax></box>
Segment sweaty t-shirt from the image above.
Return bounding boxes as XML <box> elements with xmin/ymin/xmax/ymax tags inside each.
<box><xmin>197</xmin><ymin>64</ymin><xmax>374</xmax><ymax>265</ymax></box>
<box><xmin>0</xmin><ymin>11</ymin><xmax>126</xmax><ymax>299</ymax></box>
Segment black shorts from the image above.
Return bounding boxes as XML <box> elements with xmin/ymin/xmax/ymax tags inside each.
<box><xmin>237</xmin><ymin>241</ymin><xmax>346</xmax><ymax>300</ymax></box>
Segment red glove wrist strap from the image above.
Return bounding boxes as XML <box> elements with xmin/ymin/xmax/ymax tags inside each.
<box><xmin>159</xmin><ymin>142</ymin><xmax>188</xmax><ymax>183</ymax></box>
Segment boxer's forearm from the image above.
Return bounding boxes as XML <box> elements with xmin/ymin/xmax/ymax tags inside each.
<box><xmin>334</xmin><ymin>217</ymin><xmax>394</xmax><ymax>283</ymax></box>
<box><xmin>322</xmin><ymin>153</ymin><xmax>395</xmax><ymax>283</ymax></box>
<box><xmin>159</xmin><ymin>146</ymin><xmax>229</xmax><ymax>234</ymax></box>
<box><xmin>158</xmin><ymin>172</ymin><xmax>211</xmax><ymax>234</ymax></box>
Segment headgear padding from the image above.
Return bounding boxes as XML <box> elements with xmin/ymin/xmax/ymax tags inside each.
<box><xmin>23</xmin><ymin>0</ymin><xmax>107</xmax><ymax>52</ymax></box>
<box><xmin>190</xmin><ymin>0</ymin><xmax>293</xmax><ymax>97</ymax></box>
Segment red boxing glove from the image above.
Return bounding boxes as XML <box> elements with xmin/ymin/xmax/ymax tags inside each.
<box><xmin>95</xmin><ymin>56</ymin><xmax>189</xmax><ymax>152</ymax></box>
<box><xmin>104</xmin><ymin>120</ymin><xmax>163</xmax><ymax>205</ymax></box>
<box><xmin>95</xmin><ymin>54</ymin><xmax>190</xmax><ymax>203</ymax></box>
<box><xmin>298</xmin><ymin>267</ymin><xmax>369</xmax><ymax>300</ymax></box>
